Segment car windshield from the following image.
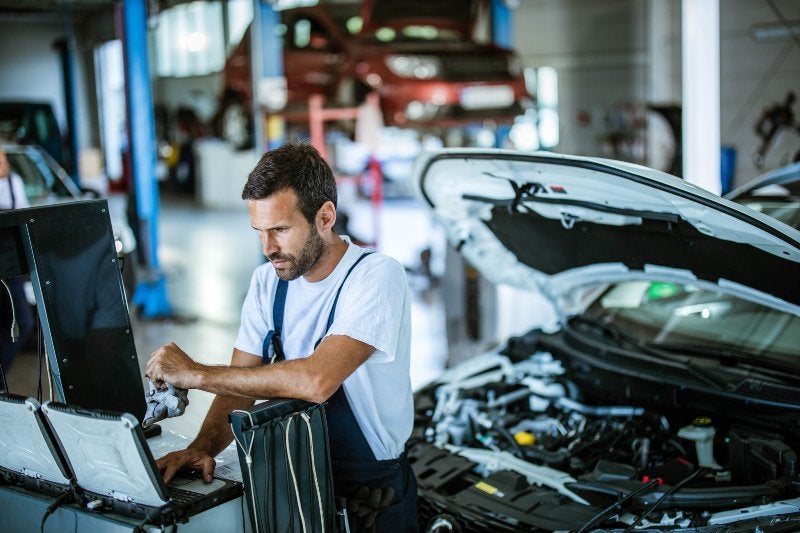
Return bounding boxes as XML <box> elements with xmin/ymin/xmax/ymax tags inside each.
<box><xmin>580</xmin><ymin>280</ymin><xmax>800</xmax><ymax>364</ymax></box>
<box><xmin>327</xmin><ymin>9</ymin><xmax>465</xmax><ymax>43</ymax></box>
<box><xmin>6</xmin><ymin>149</ymin><xmax>75</xmax><ymax>203</ymax></box>
<box><xmin>731</xmin><ymin>179</ymin><xmax>800</xmax><ymax>230</ymax></box>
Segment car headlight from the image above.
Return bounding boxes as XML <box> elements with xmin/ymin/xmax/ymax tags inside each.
<box><xmin>385</xmin><ymin>55</ymin><xmax>441</xmax><ymax>79</ymax></box>
<box><xmin>405</xmin><ymin>101</ymin><xmax>440</xmax><ymax>121</ymax></box>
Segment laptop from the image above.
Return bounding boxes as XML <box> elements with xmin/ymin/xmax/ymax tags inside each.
<box><xmin>41</xmin><ymin>400</ymin><xmax>242</xmax><ymax>525</ymax></box>
<box><xmin>0</xmin><ymin>393</ymin><xmax>73</xmax><ymax>497</ymax></box>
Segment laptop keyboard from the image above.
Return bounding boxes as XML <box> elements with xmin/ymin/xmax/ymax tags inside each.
<box><xmin>168</xmin><ymin>486</ymin><xmax>201</xmax><ymax>505</ymax></box>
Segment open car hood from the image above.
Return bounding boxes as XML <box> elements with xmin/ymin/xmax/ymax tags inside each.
<box><xmin>412</xmin><ymin>149</ymin><xmax>800</xmax><ymax>317</ymax></box>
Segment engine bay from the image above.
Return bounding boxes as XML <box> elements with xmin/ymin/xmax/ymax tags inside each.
<box><xmin>408</xmin><ymin>329</ymin><xmax>800</xmax><ymax>532</ymax></box>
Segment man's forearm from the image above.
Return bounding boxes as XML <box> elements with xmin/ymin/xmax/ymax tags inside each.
<box><xmin>188</xmin><ymin>394</ymin><xmax>254</xmax><ymax>457</ymax></box>
<box><xmin>191</xmin><ymin>335</ymin><xmax>376</xmax><ymax>403</ymax></box>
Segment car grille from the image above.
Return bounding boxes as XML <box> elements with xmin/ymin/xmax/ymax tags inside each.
<box><xmin>440</xmin><ymin>58</ymin><xmax>514</xmax><ymax>81</ymax></box>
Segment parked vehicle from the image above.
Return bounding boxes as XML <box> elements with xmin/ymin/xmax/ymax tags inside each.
<box><xmin>409</xmin><ymin>149</ymin><xmax>800</xmax><ymax>531</ymax></box>
<box><xmin>726</xmin><ymin>161</ymin><xmax>800</xmax><ymax>230</ymax></box>
<box><xmin>217</xmin><ymin>0</ymin><xmax>530</xmax><ymax>149</ymax></box>
<box><xmin>3</xmin><ymin>143</ymin><xmax>136</xmax><ymax>297</ymax></box>
<box><xmin>0</xmin><ymin>101</ymin><xmax>69</xmax><ymax>172</ymax></box>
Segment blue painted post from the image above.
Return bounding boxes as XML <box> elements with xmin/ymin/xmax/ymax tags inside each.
<box><xmin>253</xmin><ymin>0</ymin><xmax>285</xmax><ymax>151</ymax></box>
<box><xmin>61</xmin><ymin>8</ymin><xmax>80</xmax><ymax>185</ymax></box>
<box><xmin>124</xmin><ymin>0</ymin><xmax>172</xmax><ymax>318</ymax></box>
<box><xmin>492</xmin><ymin>0</ymin><xmax>513</xmax><ymax>147</ymax></box>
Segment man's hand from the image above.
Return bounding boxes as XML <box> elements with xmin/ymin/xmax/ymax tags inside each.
<box><xmin>156</xmin><ymin>448</ymin><xmax>216</xmax><ymax>484</ymax></box>
<box><xmin>146</xmin><ymin>342</ymin><xmax>203</xmax><ymax>390</ymax></box>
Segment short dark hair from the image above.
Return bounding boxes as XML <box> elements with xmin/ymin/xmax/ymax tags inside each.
<box><xmin>241</xmin><ymin>141</ymin><xmax>337</xmax><ymax>223</ymax></box>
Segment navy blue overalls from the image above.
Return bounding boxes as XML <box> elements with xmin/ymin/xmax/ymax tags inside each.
<box><xmin>262</xmin><ymin>252</ymin><xmax>418</xmax><ymax>532</ymax></box>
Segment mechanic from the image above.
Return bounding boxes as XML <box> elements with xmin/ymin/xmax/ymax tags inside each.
<box><xmin>146</xmin><ymin>141</ymin><xmax>418</xmax><ymax>531</ymax></box>
<box><xmin>0</xmin><ymin>146</ymin><xmax>34</xmax><ymax>391</ymax></box>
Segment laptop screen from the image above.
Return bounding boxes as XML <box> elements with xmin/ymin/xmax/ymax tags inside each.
<box><xmin>42</xmin><ymin>400</ymin><xmax>169</xmax><ymax>507</ymax></box>
<box><xmin>0</xmin><ymin>393</ymin><xmax>71</xmax><ymax>486</ymax></box>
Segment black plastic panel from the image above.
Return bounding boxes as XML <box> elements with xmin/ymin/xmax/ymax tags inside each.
<box><xmin>0</xmin><ymin>201</ymin><xmax>145</xmax><ymax>420</ymax></box>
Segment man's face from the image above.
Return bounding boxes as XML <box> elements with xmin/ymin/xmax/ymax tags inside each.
<box><xmin>249</xmin><ymin>189</ymin><xmax>325</xmax><ymax>281</ymax></box>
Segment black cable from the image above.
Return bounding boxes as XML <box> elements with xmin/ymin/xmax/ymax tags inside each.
<box><xmin>576</xmin><ymin>478</ymin><xmax>660</xmax><ymax>533</ymax></box>
<box><xmin>0</xmin><ymin>359</ymin><xmax>7</xmax><ymax>392</ymax></box>
<box><xmin>36</xmin><ymin>319</ymin><xmax>43</xmax><ymax>403</ymax></box>
<box><xmin>40</xmin><ymin>489</ymin><xmax>73</xmax><ymax>533</ymax></box>
<box><xmin>621</xmin><ymin>467</ymin><xmax>708</xmax><ymax>533</ymax></box>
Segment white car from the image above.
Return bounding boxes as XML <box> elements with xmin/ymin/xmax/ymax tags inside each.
<box><xmin>409</xmin><ymin>149</ymin><xmax>800</xmax><ymax>532</ymax></box>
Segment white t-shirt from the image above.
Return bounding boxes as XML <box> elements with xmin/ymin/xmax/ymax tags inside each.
<box><xmin>0</xmin><ymin>172</ymin><xmax>30</xmax><ymax>210</ymax></box>
<box><xmin>234</xmin><ymin>237</ymin><xmax>413</xmax><ymax>460</ymax></box>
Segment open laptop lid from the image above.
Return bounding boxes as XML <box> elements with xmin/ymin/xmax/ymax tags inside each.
<box><xmin>0</xmin><ymin>393</ymin><xmax>72</xmax><ymax>486</ymax></box>
<box><xmin>42</xmin><ymin>401</ymin><xmax>169</xmax><ymax>507</ymax></box>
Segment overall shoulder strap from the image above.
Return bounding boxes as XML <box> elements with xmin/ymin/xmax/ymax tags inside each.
<box><xmin>263</xmin><ymin>250</ymin><xmax>373</xmax><ymax>363</ymax></box>
<box><xmin>262</xmin><ymin>279</ymin><xmax>288</xmax><ymax>364</ymax></box>
<box><xmin>315</xmin><ymin>251</ymin><xmax>372</xmax><ymax>334</ymax></box>
<box><xmin>316</xmin><ymin>251</ymin><xmax>373</xmax><ymax>347</ymax></box>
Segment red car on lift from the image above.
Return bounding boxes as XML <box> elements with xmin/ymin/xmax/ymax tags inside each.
<box><xmin>216</xmin><ymin>0</ymin><xmax>531</xmax><ymax>149</ymax></box>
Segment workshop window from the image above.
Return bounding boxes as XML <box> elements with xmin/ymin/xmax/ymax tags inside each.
<box><xmin>154</xmin><ymin>0</ymin><xmax>226</xmax><ymax>77</ymax></box>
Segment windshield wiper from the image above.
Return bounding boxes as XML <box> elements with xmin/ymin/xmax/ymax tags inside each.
<box><xmin>567</xmin><ymin>315</ymin><xmax>644</xmax><ymax>349</ymax></box>
<box><xmin>568</xmin><ymin>316</ymin><xmax>726</xmax><ymax>389</ymax></box>
<box><xmin>642</xmin><ymin>342</ymin><xmax>798</xmax><ymax>382</ymax></box>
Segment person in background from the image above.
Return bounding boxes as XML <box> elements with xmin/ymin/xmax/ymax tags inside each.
<box><xmin>0</xmin><ymin>146</ymin><xmax>34</xmax><ymax>391</ymax></box>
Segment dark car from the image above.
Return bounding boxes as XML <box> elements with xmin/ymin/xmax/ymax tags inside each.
<box><xmin>726</xmin><ymin>161</ymin><xmax>800</xmax><ymax>230</ymax></box>
<box><xmin>0</xmin><ymin>102</ymin><xmax>69</xmax><ymax>172</ymax></box>
<box><xmin>217</xmin><ymin>0</ymin><xmax>530</xmax><ymax>149</ymax></box>
<box><xmin>409</xmin><ymin>149</ymin><xmax>800</xmax><ymax>531</ymax></box>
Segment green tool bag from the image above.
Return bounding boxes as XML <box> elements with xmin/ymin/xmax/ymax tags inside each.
<box><xmin>230</xmin><ymin>399</ymin><xmax>339</xmax><ymax>533</ymax></box>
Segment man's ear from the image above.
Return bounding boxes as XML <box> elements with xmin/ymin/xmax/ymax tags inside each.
<box><xmin>317</xmin><ymin>200</ymin><xmax>337</xmax><ymax>232</ymax></box>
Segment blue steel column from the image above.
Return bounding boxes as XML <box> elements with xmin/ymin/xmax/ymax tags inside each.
<box><xmin>492</xmin><ymin>0</ymin><xmax>513</xmax><ymax>49</ymax></box>
<box><xmin>252</xmin><ymin>0</ymin><xmax>284</xmax><ymax>151</ymax></box>
<box><xmin>492</xmin><ymin>0</ymin><xmax>513</xmax><ymax>147</ymax></box>
<box><xmin>59</xmin><ymin>7</ymin><xmax>80</xmax><ymax>184</ymax></box>
<box><xmin>124</xmin><ymin>0</ymin><xmax>172</xmax><ymax>318</ymax></box>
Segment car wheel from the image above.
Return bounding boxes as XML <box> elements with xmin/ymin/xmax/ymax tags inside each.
<box><xmin>218</xmin><ymin>97</ymin><xmax>253</xmax><ymax>150</ymax></box>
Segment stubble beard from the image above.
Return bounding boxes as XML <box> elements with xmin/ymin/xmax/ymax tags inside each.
<box><xmin>270</xmin><ymin>225</ymin><xmax>325</xmax><ymax>281</ymax></box>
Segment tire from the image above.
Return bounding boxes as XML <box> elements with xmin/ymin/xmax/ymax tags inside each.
<box><xmin>218</xmin><ymin>97</ymin><xmax>253</xmax><ymax>150</ymax></box>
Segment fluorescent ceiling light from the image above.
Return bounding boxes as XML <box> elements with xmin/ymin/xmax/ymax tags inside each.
<box><xmin>750</xmin><ymin>21</ymin><xmax>800</xmax><ymax>42</ymax></box>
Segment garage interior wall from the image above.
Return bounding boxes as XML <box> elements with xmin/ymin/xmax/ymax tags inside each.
<box><xmin>0</xmin><ymin>1</ymin><xmax>798</xmax><ymax>188</ymax></box>
<box><xmin>0</xmin><ymin>10</ymin><xmax>114</xmax><ymax>173</ymax></box>
<box><xmin>514</xmin><ymin>0</ymin><xmax>800</xmax><ymax>187</ymax></box>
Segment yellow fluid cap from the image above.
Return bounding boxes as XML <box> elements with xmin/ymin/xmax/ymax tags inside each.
<box><xmin>693</xmin><ymin>416</ymin><xmax>712</xmax><ymax>427</ymax></box>
<box><xmin>514</xmin><ymin>431</ymin><xmax>536</xmax><ymax>446</ymax></box>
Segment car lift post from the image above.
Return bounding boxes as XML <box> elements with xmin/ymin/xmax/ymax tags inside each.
<box><xmin>123</xmin><ymin>0</ymin><xmax>172</xmax><ymax>318</ymax></box>
<box><xmin>492</xmin><ymin>0</ymin><xmax>514</xmax><ymax>147</ymax></box>
<box><xmin>308</xmin><ymin>93</ymin><xmax>383</xmax><ymax>248</ymax></box>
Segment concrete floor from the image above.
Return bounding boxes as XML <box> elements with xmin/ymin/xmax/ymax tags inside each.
<box><xmin>5</xmin><ymin>189</ymin><xmax>449</xmax><ymax>441</ymax></box>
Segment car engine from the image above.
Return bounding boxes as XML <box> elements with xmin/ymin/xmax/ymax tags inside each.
<box><xmin>408</xmin><ymin>331</ymin><xmax>800</xmax><ymax>532</ymax></box>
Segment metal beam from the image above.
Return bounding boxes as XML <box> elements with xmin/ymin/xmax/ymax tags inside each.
<box><xmin>123</xmin><ymin>0</ymin><xmax>172</xmax><ymax>318</ymax></box>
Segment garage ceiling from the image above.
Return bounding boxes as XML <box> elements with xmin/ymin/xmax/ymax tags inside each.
<box><xmin>0</xmin><ymin>1</ymin><xmax>191</xmax><ymax>19</ymax></box>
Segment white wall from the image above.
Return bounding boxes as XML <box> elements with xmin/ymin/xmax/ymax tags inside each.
<box><xmin>0</xmin><ymin>19</ymin><xmax>67</xmax><ymax>129</ymax></box>
<box><xmin>0</xmin><ymin>16</ymin><xmax>100</xmax><ymax>154</ymax></box>
<box><xmin>720</xmin><ymin>0</ymin><xmax>800</xmax><ymax>183</ymax></box>
<box><xmin>514</xmin><ymin>0</ymin><xmax>800</xmax><ymax>188</ymax></box>
<box><xmin>514</xmin><ymin>0</ymin><xmax>650</xmax><ymax>163</ymax></box>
